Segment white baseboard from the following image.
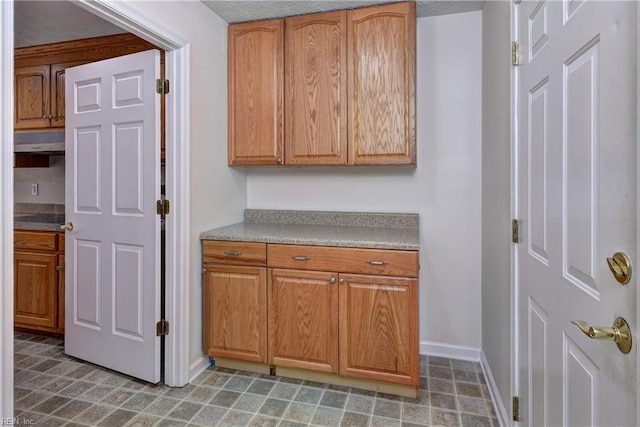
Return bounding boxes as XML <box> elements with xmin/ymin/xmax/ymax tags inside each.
<box><xmin>480</xmin><ymin>350</ymin><xmax>509</xmax><ymax>427</ymax></box>
<box><xmin>420</xmin><ymin>340</ymin><xmax>481</xmax><ymax>361</ymax></box>
<box><xmin>189</xmin><ymin>356</ymin><xmax>211</xmax><ymax>383</ymax></box>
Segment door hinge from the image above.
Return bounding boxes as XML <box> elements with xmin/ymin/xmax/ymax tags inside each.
<box><xmin>156</xmin><ymin>199</ymin><xmax>170</xmax><ymax>215</ymax></box>
<box><xmin>512</xmin><ymin>396</ymin><xmax>520</xmax><ymax>421</ymax></box>
<box><xmin>156</xmin><ymin>319</ymin><xmax>169</xmax><ymax>336</ymax></box>
<box><xmin>512</xmin><ymin>219</ymin><xmax>520</xmax><ymax>243</ymax></box>
<box><xmin>156</xmin><ymin>79</ymin><xmax>170</xmax><ymax>94</ymax></box>
<box><xmin>512</xmin><ymin>41</ymin><xmax>520</xmax><ymax>66</ymax></box>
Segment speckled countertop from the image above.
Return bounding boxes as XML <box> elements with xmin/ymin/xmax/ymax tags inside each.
<box><xmin>200</xmin><ymin>209</ymin><xmax>419</xmax><ymax>250</ymax></box>
<box><xmin>14</xmin><ymin>203</ymin><xmax>65</xmax><ymax>232</ymax></box>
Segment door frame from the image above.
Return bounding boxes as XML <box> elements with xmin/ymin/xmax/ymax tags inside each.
<box><xmin>0</xmin><ymin>0</ymin><xmax>14</xmax><ymax>416</ymax></box>
<box><xmin>0</xmin><ymin>0</ymin><xmax>192</xmax><ymax>415</ymax></box>
<box><xmin>510</xmin><ymin>1</ymin><xmax>520</xmax><ymax>425</ymax></box>
<box><xmin>510</xmin><ymin>1</ymin><xmax>640</xmax><ymax>425</ymax></box>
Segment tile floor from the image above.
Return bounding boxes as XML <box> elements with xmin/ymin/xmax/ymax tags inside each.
<box><xmin>13</xmin><ymin>332</ymin><xmax>499</xmax><ymax>426</ymax></box>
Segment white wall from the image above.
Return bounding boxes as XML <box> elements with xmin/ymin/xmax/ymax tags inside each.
<box><xmin>126</xmin><ymin>1</ymin><xmax>247</xmax><ymax>371</ymax></box>
<box><xmin>14</xmin><ymin>156</ymin><xmax>65</xmax><ymax>204</ymax></box>
<box><xmin>481</xmin><ymin>0</ymin><xmax>512</xmax><ymax>417</ymax></box>
<box><xmin>246</xmin><ymin>11</ymin><xmax>483</xmax><ymax>352</ymax></box>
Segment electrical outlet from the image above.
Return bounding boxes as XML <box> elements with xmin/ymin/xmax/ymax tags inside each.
<box><xmin>31</xmin><ymin>183</ymin><xmax>38</xmax><ymax>196</ymax></box>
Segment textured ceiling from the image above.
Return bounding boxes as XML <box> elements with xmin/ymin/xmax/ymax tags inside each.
<box><xmin>14</xmin><ymin>0</ymin><xmax>125</xmax><ymax>48</ymax></box>
<box><xmin>14</xmin><ymin>0</ymin><xmax>485</xmax><ymax>49</ymax></box>
<box><xmin>201</xmin><ymin>0</ymin><xmax>486</xmax><ymax>23</ymax></box>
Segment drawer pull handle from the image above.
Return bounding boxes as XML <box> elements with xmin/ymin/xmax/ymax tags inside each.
<box><xmin>367</xmin><ymin>260</ymin><xmax>389</xmax><ymax>266</ymax></box>
<box><xmin>291</xmin><ymin>256</ymin><xmax>312</xmax><ymax>261</ymax></box>
<box><xmin>224</xmin><ymin>251</ymin><xmax>243</xmax><ymax>256</ymax></box>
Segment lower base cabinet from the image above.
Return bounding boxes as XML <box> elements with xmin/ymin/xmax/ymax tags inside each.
<box><xmin>203</xmin><ymin>264</ymin><xmax>267</xmax><ymax>363</ymax></box>
<box><xmin>202</xmin><ymin>240</ymin><xmax>419</xmax><ymax>395</ymax></box>
<box><xmin>269</xmin><ymin>269</ymin><xmax>339</xmax><ymax>373</ymax></box>
<box><xmin>14</xmin><ymin>231</ymin><xmax>65</xmax><ymax>334</ymax></box>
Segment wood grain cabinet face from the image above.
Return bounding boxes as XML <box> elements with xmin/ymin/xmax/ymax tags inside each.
<box><xmin>14</xmin><ymin>65</ymin><xmax>51</xmax><ymax>130</ymax></box>
<box><xmin>285</xmin><ymin>11</ymin><xmax>347</xmax><ymax>165</ymax></box>
<box><xmin>14</xmin><ymin>231</ymin><xmax>65</xmax><ymax>334</ymax></box>
<box><xmin>203</xmin><ymin>265</ymin><xmax>267</xmax><ymax>363</ymax></box>
<box><xmin>228</xmin><ymin>19</ymin><xmax>284</xmax><ymax>166</ymax></box>
<box><xmin>339</xmin><ymin>273</ymin><xmax>419</xmax><ymax>386</ymax></box>
<box><xmin>268</xmin><ymin>268</ymin><xmax>339</xmax><ymax>373</ymax></box>
<box><xmin>50</xmin><ymin>61</ymin><xmax>85</xmax><ymax>128</ymax></box>
<box><xmin>348</xmin><ymin>2</ymin><xmax>416</xmax><ymax>165</ymax></box>
<box><xmin>228</xmin><ymin>2</ymin><xmax>416</xmax><ymax>167</ymax></box>
<box><xmin>14</xmin><ymin>251</ymin><xmax>59</xmax><ymax>329</ymax></box>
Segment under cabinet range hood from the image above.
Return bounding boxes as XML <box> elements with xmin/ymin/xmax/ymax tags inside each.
<box><xmin>14</xmin><ymin>131</ymin><xmax>65</xmax><ymax>154</ymax></box>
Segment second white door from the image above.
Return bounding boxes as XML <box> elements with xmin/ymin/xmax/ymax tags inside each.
<box><xmin>63</xmin><ymin>50</ymin><xmax>162</xmax><ymax>383</ymax></box>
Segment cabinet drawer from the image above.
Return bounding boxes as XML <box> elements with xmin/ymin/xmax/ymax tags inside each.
<box><xmin>203</xmin><ymin>241</ymin><xmax>267</xmax><ymax>266</ymax></box>
<box><xmin>14</xmin><ymin>231</ymin><xmax>58</xmax><ymax>251</ymax></box>
<box><xmin>268</xmin><ymin>244</ymin><xmax>418</xmax><ymax>277</ymax></box>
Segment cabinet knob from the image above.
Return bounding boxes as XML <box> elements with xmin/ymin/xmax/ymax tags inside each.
<box><xmin>330</xmin><ymin>277</ymin><xmax>336</xmax><ymax>284</ymax></box>
<box><xmin>56</xmin><ymin>265</ymin><xmax>63</xmax><ymax>271</ymax></box>
<box><xmin>277</xmin><ymin>157</ymin><xmax>283</xmax><ymax>164</ymax></box>
<box><xmin>339</xmin><ymin>278</ymin><xmax>345</xmax><ymax>285</ymax></box>
<box><xmin>202</xmin><ymin>268</ymin><xmax>207</xmax><ymax>274</ymax></box>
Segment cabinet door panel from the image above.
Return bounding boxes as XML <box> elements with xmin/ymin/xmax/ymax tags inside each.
<box><xmin>348</xmin><ymin>2</ymin><xmax>416</xmax><ymax>165</ymax></box>
<box><xmin>203</xmin><ymin>265</ymin><xmax>267</xmax><ymax>362</ymax></box>
<box><xmin>14</xmin><ymin>251</ymin><xmax>58</xmax><ymax>329</ymax></box>
<box><xmin>51</xmin><ymin>61</ymin><xmax>86</xmax><ymax>128</ymax></box>
<box><xmin>58</xmin><ymin>255</ymin><xmax>65</xmax><ymax>331</ymax></box>
<box><xmin>15</xmin><ymin>65</ymin><xmax>51</xmax><ymax>129</ymax></box>
<box><xmin>228</xmin><ymin>19</ymin><xmax>284</xmax><ymax>166</ymax></box>
<box><xmin>285</xmin><ymin>11</ymin><xmax>347</xmax><ymax>165</ymax></box>
<box><xmin>269</xmin><ymin>269</ymin><xmax>338</xmax><ymax>372</ymax></box>
<box><xmin>339</xmin><ymin>273</ymin><xmax>418</xmax><ymax>385</ymax></box>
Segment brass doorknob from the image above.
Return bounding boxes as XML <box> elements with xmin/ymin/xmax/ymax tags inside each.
<box><xmin>606</xmin><ymin>252</ymin><xmax>631</xmax><ymax>284</ymax></box>
<box><xmin>571</xmin><ymin>317</ymin><xmax>632</xmax><ymax>354</ymax></box>
<box><xmin>59</xmin><ymin>222</ymin><xmax>74</xmax><ymax>232</ymax></box>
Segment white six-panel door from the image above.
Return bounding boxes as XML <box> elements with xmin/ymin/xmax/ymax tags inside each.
<box><xmin>63</xmin><ymin>50</ymin><xmax>161</xmax><ymax>383</ymax></box>
<box><xmin>516</xmin><ymin>1</ymin><xmax>637</xmax><ymax>425</ymax></box>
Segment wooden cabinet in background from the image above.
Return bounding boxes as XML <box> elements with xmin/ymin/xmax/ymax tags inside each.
<box><xmin>228</xmin><ymin>19</ymin><xmax>284</xmax><ymax>166</ymax></box>
<box><xmin>227</xmin><ymin>2</ymin><xmax>416</xmax><ymax>167</ymax></box>
<box><xmin>15</xmin><ymin>33</ymin><xmax>162</xmax><ymax>135</ymax></box>
<box><xmin>14</xmin><ymin>231</ymin><xmax>65</xmax><ymax>334</ymax></box>
<box><xmin>14</xmin><ymin>61</ymin><xmax>84</xmax><ymax>130</ymax></box>
<box><xmin>202</xmin><ymin>241</ymin><xmax>268</xmax><ymax>363</ymax></box>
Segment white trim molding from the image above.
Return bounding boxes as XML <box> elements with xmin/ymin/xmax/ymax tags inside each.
<box><xmin>420</xmin><ymin>340</ymin><xmax>481</xmax><ymax>362</ymax></box>
<box><xmin>74</xmin><ymin>0</ymin><xmax>191</xmax><ymax>387</ymax></box>
<box><xmin>190</xmin><ymin>356</ymin><xmax>211</xmax><ymax>383</ymax></box>
<box><xmin>0</xmin><ymin>0</ymin><xmax>14</xmax><ymax>418</ymax></box>
<box><xmin>481</xmin><ymin>350</ymin><xmax>510</xmax><ymax>427</ymax></box>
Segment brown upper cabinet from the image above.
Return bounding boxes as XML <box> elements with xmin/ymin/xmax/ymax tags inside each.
<box><xmin>15</xmin><ymin>34</ymin><xmax>160</xmax><ymax>131</ymax></box>
<box><xmin>228</xmin><ymin>2</ymin><xmax>416</xmax><ymax>167</ymax></box>
<box><xmin>228</xmin><ymin>19</ymin><xmax>285</xmax><ymax>166</ymax></box>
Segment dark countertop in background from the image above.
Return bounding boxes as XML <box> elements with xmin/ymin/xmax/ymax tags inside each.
<box><xmin>14</xmin><ymin>203</ymin><xmax>65</xmax><ymax>232</ymax></box>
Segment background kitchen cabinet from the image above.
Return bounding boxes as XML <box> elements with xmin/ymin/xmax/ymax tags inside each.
<box><xmin>14</xmin><ymin>33</ymin><xmax>161</xmax><ymax>131</ymax></box>
<box><xmin>202</xmin><ymin>241</ymin><xmax>268</xmax><ymax>363</ymax></box>
<box><xmin>285</xmin><ymin>11</ymin><xmax>347</xmax><ymax>165</ymax></box>
<box><xmin>14</xmin><ymin>64</ymin><xmax>51</xmax><ymax>129</ymax></box>
<box><xmin>268</xmin><ymin>268</ymin><xmax>339</xmax><ymax>372</ymax></box>
<box><xmin>348</xmin><ymin>2</ymin><xmax>416</xmax><ymax>165</ymax></box>
<box><xmin>228</xmin><ymin>19</ymin><xmax>284</xmax><ymax>166</ymax></box>
<box><xmin>14</xmin><ymin>61</ymin><xmax>84</xmax><ymax>130</ymax></box>
<box><xmin>14</xmin><ymin>231</ymin><xmax>65</xmax><ymax>334</ymax></box>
